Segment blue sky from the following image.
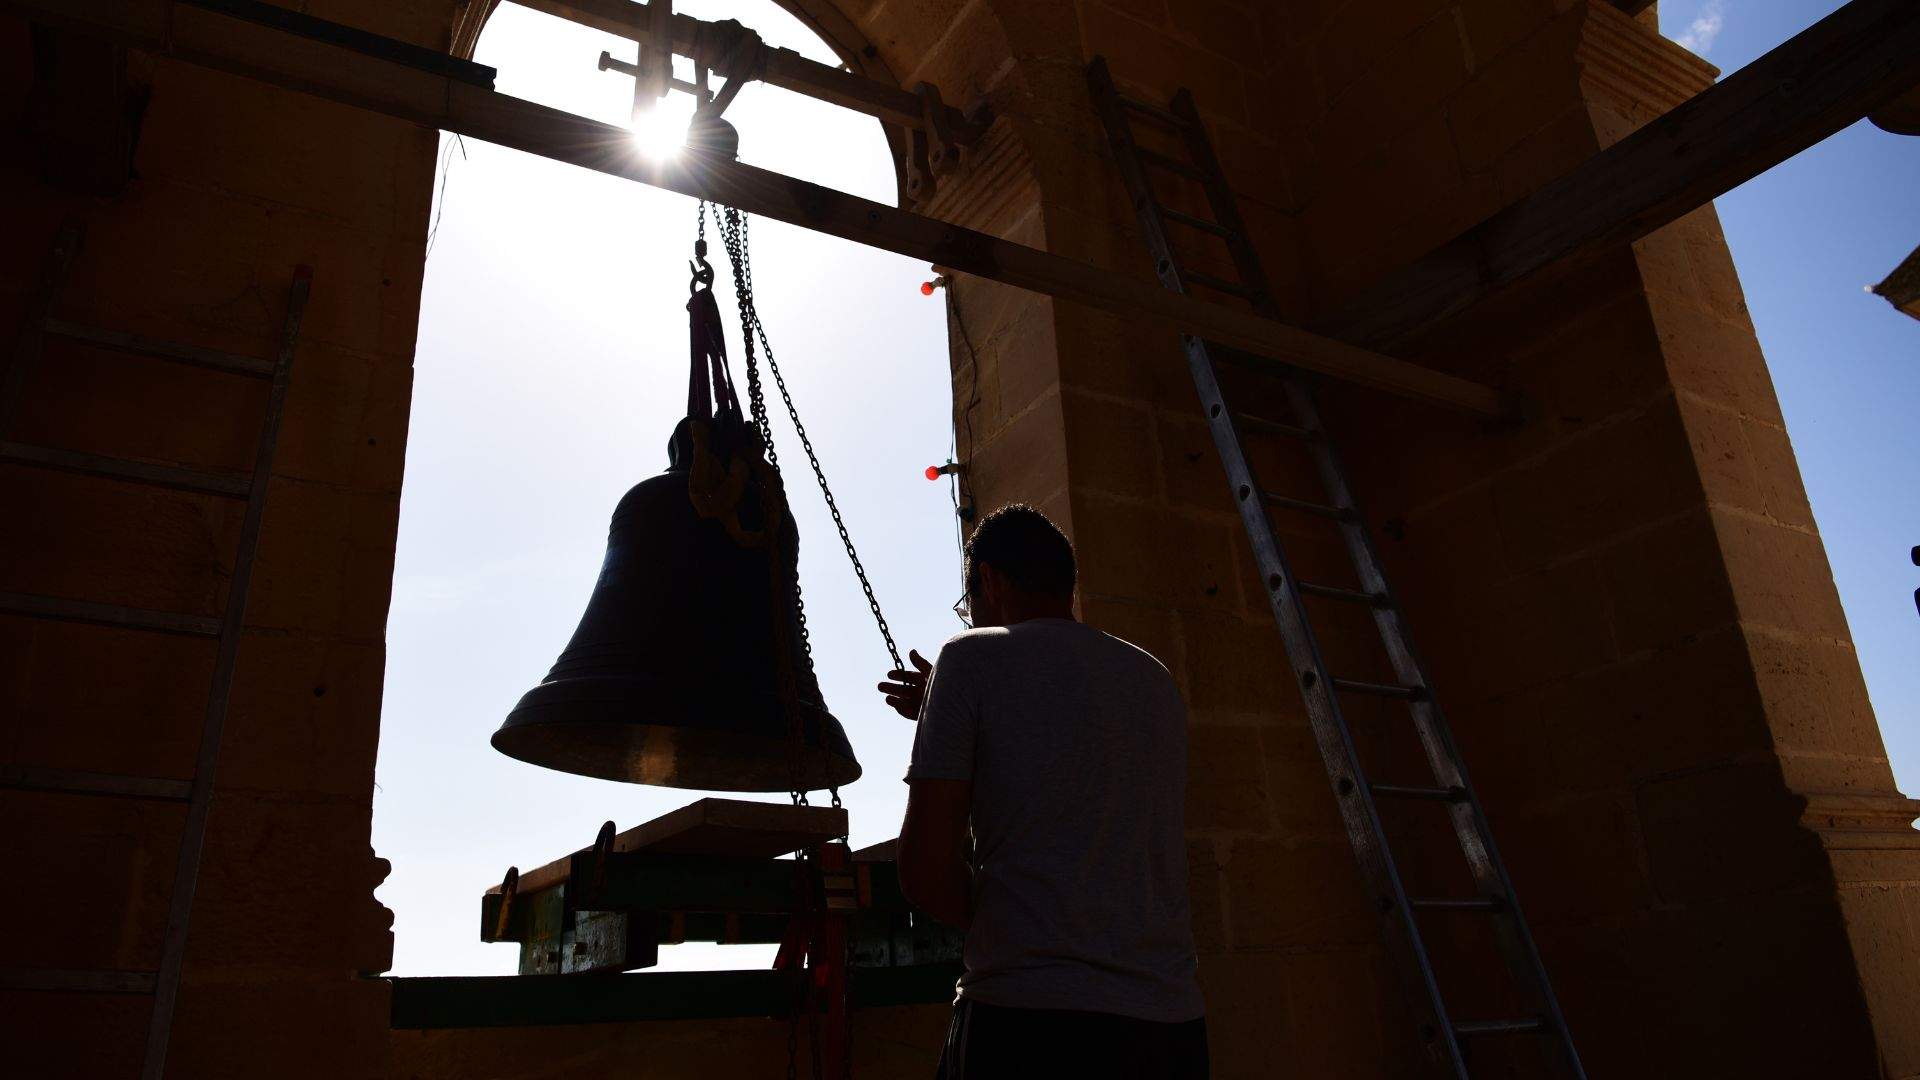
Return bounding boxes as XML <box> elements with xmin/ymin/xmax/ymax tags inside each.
<box><xmin>1675</xmin><ymin>0</ymin><xmax>1919</xmax><ymax>791</ymax></box>
<box><xmin>372</xmin><ymin>0</ymin><xmax>1919</xmax><ymax>976</ymax></box>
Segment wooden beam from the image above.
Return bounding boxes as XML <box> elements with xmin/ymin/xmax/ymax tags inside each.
<box><xmin>5</xmin><ymin>0</ymin><xmax>1510</xmax><ymax>417</ymax></box>
<box><xmin>508</xmin><ymin>0</ymin><xmax>984</xmax><ymax>143</ymax></box>
<box><xmin>1608</xmin><ymin>0</ymin><xmax>1656</xmax><ymax>18</ymax></box>
<box><xmin>1315</xmin><ymin>0</ymin><xmax>1920</xmax><ymax>350</ymax></box>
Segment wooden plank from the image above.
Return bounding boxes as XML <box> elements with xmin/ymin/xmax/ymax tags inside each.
<box><xmin>508</xmin><ymin>0</ymin><xmax>979</xmax><ymax>140</ymax></box>
<box><xmin>389</xmin><ymin>964</ymin><xmax>962</xmax><ymax>1029</ymax></box>
<box><xmin>1315</xmin><ymin>0</ymin><xmax>1920</xmax><ymax>350</ymax></box>
<box><xmin>2</xmin><ymin>0</ymin><xmax>1509</xmax><ymax>417</ymax></box>
<box><xmin>492</xmin><ymin>798</ymin><xmax>848</xmax><ymax>897</ymax></box>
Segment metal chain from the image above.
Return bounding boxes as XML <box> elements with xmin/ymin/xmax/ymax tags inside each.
<box><xmin>714</xmin><ymin>206</ymin><xmax>903</xmax><ymax>678</ymax></box>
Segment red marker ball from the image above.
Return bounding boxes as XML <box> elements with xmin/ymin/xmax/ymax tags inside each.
<box><xmin>919</xmin><ymin>281</ymin><xmax>936</xmax><ymax>296</ymax></box>
<box><xmin>925</xmin><ymin>464</ymin><xmax>942</xmax><ymax>481</ymax></box>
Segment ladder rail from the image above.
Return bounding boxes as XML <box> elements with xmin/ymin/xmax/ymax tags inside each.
<box><xmin>2</xmin><ymin>221</ymin><xmax>313</xmax><ymax>1080</ymax></box>
<box><xmin>1088</xmin><ymin>56</ymin><xmax>1588</xmax><ymax>1079</ymax></box>
<box><xmin>1283</xmin><ymin>379</ymin><xmax>1584</xmax><ymax>1067</ymax></box>
<box><xmin>140</xmin><ymin>265</ymin><xmax>311</xmax><ymax>1080</ymax></box>
<box><xmin>1086</xmin><ymin>56</ymin><xmax>1467</xmax><ymax>1073</ymax></box>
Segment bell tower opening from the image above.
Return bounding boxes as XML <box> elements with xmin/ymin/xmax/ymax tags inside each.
<box><xmin>373</xmin><ymin>0</ymin><xmax>964</xmax><ymax>978</ymax></box>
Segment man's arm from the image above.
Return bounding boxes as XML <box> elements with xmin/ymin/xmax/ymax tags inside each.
<box><xmin>898</xmin><ymin>778</ymin><xmax>972</xmax><ymax>930</ymax></box>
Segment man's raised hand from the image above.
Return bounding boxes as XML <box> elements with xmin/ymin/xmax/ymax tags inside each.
<box><xmin>877</xmin><ymin>649</ymin><xmax>934</xmax><ymax>721</ymax></box>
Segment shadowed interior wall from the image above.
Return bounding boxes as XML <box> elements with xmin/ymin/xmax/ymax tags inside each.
<box><xmin>4</xmin><ymin>1</ymin><xmax>1917</xmax><ymax>1078</ymax></box>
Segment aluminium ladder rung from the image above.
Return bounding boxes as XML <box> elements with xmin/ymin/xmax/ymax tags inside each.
<box><xmin>1087</xmin><ymin>57</ymin><xmax>1585</xmax><ymax>1080</ymax></box>
<box><xmin>1331</xmin><ymin>676</ymin><xmax>1427</xmax><ymax>700</ymax></box>
<box><xmin>1236</xmin><ymin>413</ymin><xmax>1318</xmax><ymax>441</ymax></box>
<box><xmin>42</xmin><ymin>318</ymin><xmax>276</xmax><ymax>378</ymax></box>
<box><xmin>0</xmin><ymin>967</ymin><xmax>158</xmax><ymax>994</ymax></box>
<box><xmin>1371</xmin><ymin>783</ymin><xmax>1469</xmax><ymax>803</ymax></box>
<box><xmin>1297</xmin><ymin>580</ymin><xmax>1386</xmax><ymax>606</ymax></box>
<box><xmin>1261</xmin><ymin>490</ymin><xmax>1352</xmax><ymax>520</ymax></box>
<box><xmin>0</xmin><ymin>591</ymin><xmax>222</xmax><ymax>637</ymax></box>
<box><xmin>1159</xmin><ymin>206</ymin><xmax>1233</xmax><ymax>237</ymax></box>
<box><xmin>1116</xmin><ymin>93</ymin><xmax>1189</xmax><ymax>127</ymax></box>
<box><xmin>1136</xmin><ymin>148</ymin><xmax>1205</xmax><ymax>181</ymax></box>
<box><xmin>1410</xmin><ymin>897</ymin><xmax>1504</xmax><ymax>912</ymax></box>
<box><xmin>0</xmin><ymin>764</ymin><xmax>192</xmax><ymax>801</ymax></box>
<box><xmin>1455</xmin><ymin>1018</ymin><xmax>1549</xmax><ymax>1037</ymax></box>
<box><xmin>0</xmin><ymin>441</ymin><xmax>251</xmax><ymax>497</ymax></box>
<box><xmin>1184</xmin><ymin>271</ymin><xmax>1257</xmax><ymax>298</ymax></box>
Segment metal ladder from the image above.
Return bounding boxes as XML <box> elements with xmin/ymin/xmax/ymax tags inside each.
<box><xmin>1087</xmin><ymin>58</ymin><xmax>1585</xmax><ymax>1079</ymax></box>
<box><xmin>0</xmin><ymin>220</ymin><xmax>311</xmax><ymax>1080</ymax></box>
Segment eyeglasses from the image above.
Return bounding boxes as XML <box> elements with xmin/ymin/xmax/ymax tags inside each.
<box><xmin>952</xmin><ymin>592</ymin><xmax>972</xmax><ymax>629</ymax></box>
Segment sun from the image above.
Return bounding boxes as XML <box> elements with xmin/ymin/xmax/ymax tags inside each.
<box><xmin>630</xmin><ymin>102</ymin><xmax>693</xmax><ymax>160</ymax></box>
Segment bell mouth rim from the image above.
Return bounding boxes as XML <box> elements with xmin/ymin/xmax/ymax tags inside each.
<box><xmin>490</xmin><ymin>720</ymin><xmax>862</xmax><ymax>792</ymax></box>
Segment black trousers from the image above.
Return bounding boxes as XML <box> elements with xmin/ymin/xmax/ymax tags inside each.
<box><xmin>936</xmin><ymin>999</ymin><xmax>1210</xmax><ymax>1080</ymax></box>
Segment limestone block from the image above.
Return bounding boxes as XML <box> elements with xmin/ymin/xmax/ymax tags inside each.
<box><xmin>1458</xmin><ymin>0</ymin><xmax>1561</xmax><ymax>69</ymax></box>
<box><xmin>170</xmin><ymin>976</ymin><xmax>391</xmax><ymax>1078</ymax></box>
<box><xmin>220</xmin><ymin>631</ymin><xmax>386</xmax><ymax>799</ymax></box>
<box><xmin>390</xmin><ymin>1002</ymin><xmax>948</xmax><ymax>1079</ymax></box>
<box><xmin>1744</xmin><ymin>627</ymin><xmax>1888</xmax><ymax>769</ymax></box>
<box><xmin>962</xmin><ymin>386</ymin><xmax>1069</xmax><ymax>509</ymax></box>
<box><xmin>1079</xmin><ymin>2</ymin><xmax>1247</xmax><ymax>124</ymax></box>
<box><xmin>1062</xmin><ymin>389</ymin><xmax>1160</xmax><ymax>501</ymax></box>
<box><xmin>1709</xmin><ymin>507</ymin><xmax>1853</xmax><ymax>643</ymax></box>
<box><xmin>1598</xmin><ymin>505</ymin><xmax>1738</xmax><ymax>657</ymax></box>
<box><xmin>1643</xmin><ymin>290</ymin><xmax>1786</xmax><ymax>425</ymax></box>
<box><xmin>186</xmin><ymin>790</ymin><xmax>385</xmax><ymax>976</ymax></box>
<box><xmin>137</xmin><ymin>62</ymin><xmax>438</xmax><ymax>241</ymax></box>
<box><xmin>12</xmin><ymin>334</ymin><xmax>267</xmax><ymax>475</ymax></box>
<box><xmin>1446</xmin><ymin>12</ymin><xmax>1582</xmax><ymax>171</ymax></box>
<box><xmin>1634</xmin><ymin>760</ymin><xmax>1827</xmax><ymax>905</ymax></box>
<box><xmin>1178</xmin><ymin>610</ymin><xmax>1295</xmax><ymax>720</ymax></box>
<box><xmin>1080</xmin><ymin>595</ymin><xmax>1184</xmax><ymax>686</ymax></box>
<box><xmin>1224</xmin><ymin>836</ymin><xmax>1375</xmax><ymax>950</ymax></box>
<box><xmin>1534</xmin><ymin>624</ymin><xmax>1771</xmax><ymax>792</ymax></box>
<box><xmin>1187</xmin><ymin>837</ymin><xmax>1228</xmax><ymax>954</ymax></box>
<box><xmin>1488</xmin><ymin>394</ymin><xmax>1702</xmax><ymax>573</ymax></box>
<box><xmin>0</xmin><ymin>989</ymin><xmax>149</xmax><ymax>1077</ymax></box>
<box><xmin>0</xmin><ymin>614</ymin><xmax>210</xmax><ymax>780</ymax></box>
<box><xmin>1052</xmin><ymin>302</ymin><xmax>1187</xmax><ymax>406</ymax></box>
<box><xmin>247</xmin><ymin>480</ymin><xmax>400</xmax><ymax>644</ymax></box>
<box><xmin>1188</xmin><ymin>723</ymin><xmax>1273</xmax><ymax>832</ymax></box>
<box><xmin>1257</xmin><ymin>718</ymin><xmax>1346</xmax><ymax>834</ymax></box>
<box><xmin>0</xmin><ymin>789</ymin><xmax>183</xmax><ymax>972</ymax></box>
<box><xmin>1072</xmin><ymin>494</ymin><xmax>1239</xmax><ymax>612</ymax></box>
<box><xmin>1452</xmin><ymin>556</ymin><xmax>1618</xmax><ymax>701</ymax></box>
<box><xmin>1835</xmin><ymin>884</ymin><xmax>1920</xmax><ymax>1078</ymax></box>
<box><xmin>0</xmin><ymin>464</ymin><xmax>243</xmax><ymax>618</ymax></box>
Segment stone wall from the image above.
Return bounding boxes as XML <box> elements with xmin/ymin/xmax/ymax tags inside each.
<box><xmin>5</xmin><ymin>1</ymin><xmax>1917</xmax><ymax>1078</ymax></box>
<box><xmin>0</xmin><ymin>3</ymin><xmax>437</xmax><ymax>1075</ymax></box>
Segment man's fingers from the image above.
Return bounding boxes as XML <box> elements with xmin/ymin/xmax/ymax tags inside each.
<box><xmin>909</xmin><ymin>649</ymin><xmax>932</xmax><ymax>674</ymax></box>
<box><xmin>877</xmin><ymin>681</ymin><xmax>919</xmax><ymax>696</ymax></box>
<box><xmin>885</xmin><ymin>669</ymin><xmax>927</xmax><ymax>685</ymax></box>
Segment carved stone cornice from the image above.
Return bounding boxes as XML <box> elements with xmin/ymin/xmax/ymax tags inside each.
<box><xmin>1575</xmin><ymin>1</ymin><xmax>1718</xmax><ymax>119</ymax></box>
<box><xmin>1799</xmin><ymin>791</ymin><xmax>1920</xmax><ymax>852</ymax></box>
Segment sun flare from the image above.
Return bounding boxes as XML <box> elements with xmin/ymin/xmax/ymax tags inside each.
<box><xmin>630</xmin><ymin>104</ymin><xmax>692</xmax><ymax>160</ymax></box>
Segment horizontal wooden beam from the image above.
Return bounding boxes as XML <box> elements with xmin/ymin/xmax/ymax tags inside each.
<box><xmin>389</xmin><ymin>964</ymin><xmax>963</xmax><ymax>1029</ymax></box>
<box><xmin>7</xmin><ymin>0</ymin><xmax>1509</xmax><ymax>416</ymax></box>
<box><xmin>509</xmin><ymin>0</ymin><xmax>982</xmax><ymax>141</ymax></box>
<box><xmin>1316</xmin><ymin>0</ymin><xmax>1920</xmax><ymax>350</ymax></box>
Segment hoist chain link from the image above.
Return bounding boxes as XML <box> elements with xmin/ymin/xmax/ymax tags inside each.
<box><xmin>711</xmin><ymin>205</ymin><xmax>905</xmax><ymax>674</ymax></box>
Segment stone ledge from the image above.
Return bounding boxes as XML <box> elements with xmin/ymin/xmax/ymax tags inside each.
<box><xmin>1575</xmin><ymin>0</ymin><xmax>1718</xmax><ymax>116</ymax></box>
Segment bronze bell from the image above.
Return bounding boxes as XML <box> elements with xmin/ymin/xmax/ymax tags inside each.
<box><xmin>490</xmin><ymin>274</ymin><xmax>860</xmax><ymax>792</ymax></box>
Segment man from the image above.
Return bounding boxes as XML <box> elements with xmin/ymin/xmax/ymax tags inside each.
<box><xmin>877</xmin><ymin>504</ymin><xmax>1208</xmax><ymax>1079</ymax></box>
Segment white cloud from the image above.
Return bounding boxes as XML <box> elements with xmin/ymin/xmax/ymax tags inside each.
<box><xmin>1675</xmin><ymin>0</ymin><xmax>1726</xmax><ymax>57</ymax></box>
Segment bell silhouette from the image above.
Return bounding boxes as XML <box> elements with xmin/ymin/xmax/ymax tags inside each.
<box><xmin>491</xmin><ymin>278</ymin><xmax>860</xmax><ymax>792</ymax></box>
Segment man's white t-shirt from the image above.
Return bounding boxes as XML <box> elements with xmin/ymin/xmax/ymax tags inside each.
<box><xmin>906</xmin><ymin>617</ymin><xmax>1205</xmax><ymax>1023</ymax></box>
